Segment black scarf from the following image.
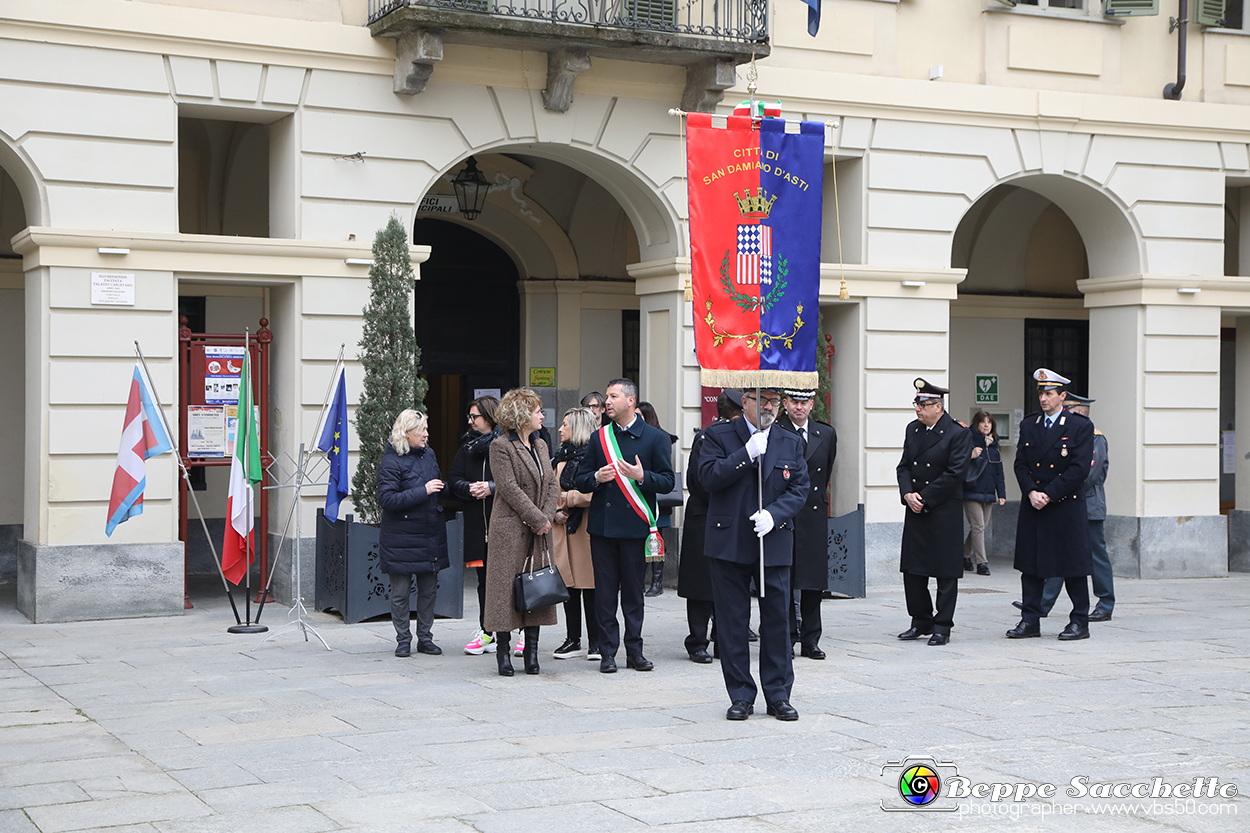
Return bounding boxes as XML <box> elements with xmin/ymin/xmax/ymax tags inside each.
<box><xmin>554</xmin><ymin>442</ymin><xmax>589</xmax><ymax>534</ymax></box>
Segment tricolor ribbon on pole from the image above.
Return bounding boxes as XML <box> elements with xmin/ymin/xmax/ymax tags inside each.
<box><xmin>686</xmin><ymin>112</ymin><xmax>824</xmax><ymax>390</ymax></box>
<box><xmin>597</xmin><ymin>424</ymin><xmax>665</xmax><ymax>562</ymax></box>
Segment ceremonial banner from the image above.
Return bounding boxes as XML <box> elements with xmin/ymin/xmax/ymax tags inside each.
<box><xmin>687</xmin><ymin>113</ymin><xmax>823</xmax><ymax>389</ymax></box>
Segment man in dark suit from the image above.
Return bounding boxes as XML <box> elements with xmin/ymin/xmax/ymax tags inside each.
<box><xmin>774</xmin><ymin>389</ymin><xmax>837</xmax><ymax>660</ymax></box>
<box><xmin>1007</xmin><ymin>368</ymin><xmax>1095</xmax><ymax>642</ymax></box>
<box><xmin>896</xmin><ymin>378</ymin><xmax>973</xmax><ymax>646</ymax></box>
<box><xmin>573</xmin><ymin>378</ymin><xmax>676</xmax><ymax>673</ymax></box>
<box><xmin>700</xmin><ymin>387</ymin><xmax>809</xmax><ymax>722</ymax></box>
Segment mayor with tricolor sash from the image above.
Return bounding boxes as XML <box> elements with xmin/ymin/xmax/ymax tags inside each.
<box><xmin>573</xmin><ymin>378</ymin><xmax>676</xmax><ymax>674</ymax></box>
<box><xmin>686</xmin><ymin>106</ymin><xmax>823</xmax><ymax>721</ymax></box>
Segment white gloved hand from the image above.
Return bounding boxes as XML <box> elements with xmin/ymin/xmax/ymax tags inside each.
<box><xmin>745</xmin><ymin>431</ymin><xmax>768</xmax><ymax>461</ymax></box>
<box><xmin>750</xmin><ymin>509</ymin><xmax>774</xmax><ymax>538</ymax></box>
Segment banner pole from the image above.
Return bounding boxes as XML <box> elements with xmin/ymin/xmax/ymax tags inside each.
<box><xmin>756</xmin><ymin>384</ymin><xmax>765</xmax><ymax>598</ymax></box>
<box><xmin>309</xmin><ymin>345</ymin><xmax>345</xmax><ymax>452</ymax></box>
<box><xmin>134</xmin><ymin>342</ymin><xmax>242</xmax><ymax>624</ymax></box>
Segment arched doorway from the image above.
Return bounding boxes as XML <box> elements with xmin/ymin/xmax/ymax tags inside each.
<box><xmin>413</xmin><ymin>218</ymin><xmax>520</xmax><ymax>468</ymax></box>
<box><xmin>0</xmin><ymin>161</ymin><xmax>29</xmax><ymax>587</ymax></box>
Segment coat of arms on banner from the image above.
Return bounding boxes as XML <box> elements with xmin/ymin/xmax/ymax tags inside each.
<box><xmin>724</xmin><ymin>187</ymin><xmax>787</xmax><ymax>314</ymax></box>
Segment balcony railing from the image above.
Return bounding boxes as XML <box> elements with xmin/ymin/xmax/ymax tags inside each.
<box><xmin>368</xmin><ymin>0</ymin><xmax>769</xmax><ymax>45</ymax></box>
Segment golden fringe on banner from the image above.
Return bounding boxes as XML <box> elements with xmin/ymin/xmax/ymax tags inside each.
<box><xmin>699</xmin><ymin>369</ymin><xmax>820</xmax><ymax>389</ymax></box>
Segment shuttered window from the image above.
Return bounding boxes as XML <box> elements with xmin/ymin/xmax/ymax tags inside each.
<box><xmin>1194</xmin><ymin>0</ymin><xmax>1230</xmax><ymax>26</ymax></box>
<box><xmin>1103</xmin><ymin>0</ymin><xmax>1159</xmax><ymax>15</ymax></box>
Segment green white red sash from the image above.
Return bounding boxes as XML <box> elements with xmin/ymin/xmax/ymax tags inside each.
<box><xmin>598</xmin><ymin>424</ymin><xmax>665</xmax><ymax>561</ymax></box>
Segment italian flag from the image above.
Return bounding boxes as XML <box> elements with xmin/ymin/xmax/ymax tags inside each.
<box><xmin>222</xmin><ymin>348</ymin><xmax>262</xmax><ymax>585</ymax></box>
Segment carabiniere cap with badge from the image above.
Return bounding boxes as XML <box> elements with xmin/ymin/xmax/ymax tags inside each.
<box><xmin>913</xmin><ymin>378</ymin><xmax>948</xmax><ymax>404</ymax></box>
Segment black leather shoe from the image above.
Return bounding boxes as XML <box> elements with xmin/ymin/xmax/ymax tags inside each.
<box><xmin>600</xmin><ymin>656</ymin><xmax>617</xmax><ymax>673</ymax></box>
<box><xmin>927</xmin><ymin>633</ymin><xmax>949</xmax><ymax>646</ymax></box>
<box><xmin>1011</xmin><ymin>601</ymin><xmax>1047</xmax><ymax>617</ymax></box>
<box><xmin>976</xmin><ymin>564</ymin><xmax>990</xmax><ymax>576</ymax></box>
<box><xmin>416</xmin><ymin>641</ymin><xmax>442</xmax><ymax>655</ymax></box>
<box><xmin>1088</xmin><ymin>610</ymin><xmax>1112</xmax><ymax>622</ymax></box>
<box><xmin>963</xmin><ymin>558</ymin><xmax>973</xmax><ymax>571</ymax></box>
<box><xmin>726</xmin><ymin>700</ymin><xmax>754</xmax><ymax>721</ymax></box>
<box><xmin>1058</xmin><ymin>622</ymin><xmax>1090</xmax><ymax>641</ymax></box>
<box><xmin>688</xmin><ymin>649</ymin><xmax>713</xmax><ymax>664</ymax></box>
<box><xmin>1006</xmin><ymin>621</ymin><xmax>1041</xmax><ymax>639</ymax></box>
<box><xmin>395</xmin><ymin>642</ymin><xmax>410</xmax><ymax>657</ymax></box>
<box><xmin>897</xmin><ymin>627</ymin><xmax>932</xmax><ymax>640</ymax></box>
<box><xmin>626</xmin><ymin>654</ymin><xmax>654</xmax><ymax>671</ymax></box>
<box><xmin>766</xmin><ymin>701</ymin><xmax>799</xmax><ymax>721</ymax></box>
<box><xmin>800</xmin><ymin>645</ymin><xmax>827</xmax><ymax>660</ymax></box>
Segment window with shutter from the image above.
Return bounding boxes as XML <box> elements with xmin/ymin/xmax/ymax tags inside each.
<box><xmin>1103</xmin><ymin>0</ymin><xmax>1159</xmax><ymax>15</ymax></box>
<box><xmin>1194</xmin><ymin>0</ymin><xmax>1229</xmax><ymax>26</ymax></box>
<box><xmin>621</xmin><ymin>0</ymin><xmax>677</xmax><ymax>28</ymax></box>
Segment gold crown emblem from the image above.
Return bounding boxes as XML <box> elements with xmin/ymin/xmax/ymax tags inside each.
<box><xmin>734</xmin><ymin>188</ymin><xmax>777</xmax><ymax>219</ymax></box>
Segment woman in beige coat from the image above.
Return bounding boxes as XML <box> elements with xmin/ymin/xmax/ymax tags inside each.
<box><xmin>483</xmin><ymin>388</ymin><xmax>558</xmax><ymax>676</ymax></box>
<box><xmin>551</xmin><ymin>407</ymin><xmax>599</xmax><ymax>661</ymax></box>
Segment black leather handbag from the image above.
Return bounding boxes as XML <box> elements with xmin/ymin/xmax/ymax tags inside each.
<box><xmin>513</xmin><ymin>537</ymin><xmax>569</xmax><ymax>613</ymax></box>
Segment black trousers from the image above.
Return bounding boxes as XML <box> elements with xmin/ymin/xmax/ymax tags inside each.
<box><xmin>789</xmin><ymin>588</ymin><xmax>823</xmax><ymax>647</ymax></box>
<box><xmin>685</xmin><ymin>599</ymin><xmax>714</xmax><ymax>654</ymax></box>
<box><xmin>903</xmin><ymin>572</ymin><xmax>957</xmax><ymax>636</ymax></box>
<box><xmin>1021</xmin><ymin>572</ymin><xmax>1088</xmax><ymax>626</ymax></box>
<box><xmin>709</xmin><ymin>558</ymin><xmax>793</xmax><ymax>705</ymax></box>
<box><xmin>590</xmin><ymin>535</ymin><xmax>647</xmax><ymax>659</ymax></box>
<box><xmin>563</xmin><ymin>588</ymin><xmax>601</xmax><ymax>647</ymax></box>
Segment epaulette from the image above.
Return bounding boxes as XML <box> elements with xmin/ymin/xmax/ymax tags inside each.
<box><xmin>1093</xmin><ymin>429</ymin><xmax>1102</xmax><ymax>436</ymax></box>
<box><xmin>955</xmin><ymin>420</ymin><xmax>968</xmax><ymax>428</ymax></box>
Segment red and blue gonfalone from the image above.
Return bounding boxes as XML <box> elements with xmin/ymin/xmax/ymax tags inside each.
<box><xmin>686</xmin><ymin>110</ymin><xmax>823</xmax><ymax>389</ymax></box>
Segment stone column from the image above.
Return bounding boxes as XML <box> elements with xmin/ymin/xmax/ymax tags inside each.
<box><xmin>630</xmin><ymin>258</ymin><xmax>694</xmax><ymax>448</ymax></box>
<box><xmin>1081</xmin><ymin>276</ymin><xmax>1229</xmax><ymax>578</ymax></box>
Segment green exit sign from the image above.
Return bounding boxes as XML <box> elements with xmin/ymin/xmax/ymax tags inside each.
<box><xmin>975</xmin><ymin>374</ymin><xmax>998</xmax><ymax>404</ymax></box>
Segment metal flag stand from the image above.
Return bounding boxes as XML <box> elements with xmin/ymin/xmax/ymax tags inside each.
<box><xmin>228</xmin><ymin>329</ymin><xmax>267</xmax><ymax>635</ymax></box>
<box><xmin>134</xmin><ymin>342</ymin><xmax>245</xmax><ymax>628</ymax></box>
<box><xmin>250</xmin><ymin>346</ymin><xmax>345</xmax><ymax>651</ymax></box>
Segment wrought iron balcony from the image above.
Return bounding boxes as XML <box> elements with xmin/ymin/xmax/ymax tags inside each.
<box><xmin>368</xmin><ymin>0</ymin><xmax>769</xmax><ymax>111</ymax></box>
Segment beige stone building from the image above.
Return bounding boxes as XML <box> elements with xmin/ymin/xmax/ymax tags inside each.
<box><xmin>2</xmin><ymin>0</ymin><xmax>1248</xmax><ymax>621</ymax></box>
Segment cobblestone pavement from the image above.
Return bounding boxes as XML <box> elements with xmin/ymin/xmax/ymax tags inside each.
<box><xmin>1</xmin><ymin>562</ymin><xmax>1247</xmax><ymax>832</ymax></box>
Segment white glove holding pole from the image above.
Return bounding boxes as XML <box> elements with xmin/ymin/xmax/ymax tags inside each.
<box><xmin>750</xmin><ymin>509</ymin><xmax>774</xmax><ymax>538</ymax></box>
<box><xmin>745</xmin><ymin>431</ymin><xmax>768</xmax><ymax>460</ymax></box>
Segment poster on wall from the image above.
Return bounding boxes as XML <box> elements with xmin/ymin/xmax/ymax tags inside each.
<box><xmin>225</xmin><ymin>405</ymin><xmax>261</xmax><ymax>457</ymax></box>
<box><xmin>187</xmin><ymin>405</ymin><xmax>226</xmax><ymax>456</ymax></box>
<box><xmin>204</xmin><ymin>345</ymin><xmax>246</xmax><ymax>404</ymax></box>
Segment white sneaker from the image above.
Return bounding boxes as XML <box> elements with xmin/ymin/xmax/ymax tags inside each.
<box><xmin>586</xmin><ymin>644</ymin><xmax>602</xmax><ymax>661</ymax></box>
<box><xmin>513</xmin><ymin>632</ymin><xmax>525</xmax><ymax>657</ymax></box>
<box><xmin>463</xmin><ymin>631</ymin><xmax>496</xmax><ymax>655</ymax></box>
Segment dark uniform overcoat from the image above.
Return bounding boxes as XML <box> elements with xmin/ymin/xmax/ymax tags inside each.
<box><xmin>1013</xmin><ymin>410</ymin><xmax>1094</xmax><ymax>578</ymax></box>
<box><xmin>774</xmin><ymin>412</ymin><xmax>837</xmax><ymax>591</ymax></box>
<box><xmin>895</xmin><ymin>411</ymin><xmax>973</xmax><ymax>579</ymax></box>
<box><xmin>677</xmin><ymin>426</ymin><xmax>714</xmax><ymax>602</ymax></box>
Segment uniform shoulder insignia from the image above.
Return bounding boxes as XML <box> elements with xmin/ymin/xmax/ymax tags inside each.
<box><xmin>955</xmin><ymin>420</ymin><xmax>968</xmax><ymax>428</ymax></box>
<box><xmin>1094</xmin><ymin>429</ymin><xmax>1103</xmax><ymax>436</ymax></box>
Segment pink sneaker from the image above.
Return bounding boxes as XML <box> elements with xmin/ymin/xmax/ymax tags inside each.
<box><xmin>463</xmin><ymin>631</ymin><xmax>496</xmax><ymax>655</ymax></box>
<box><xmin>513</xmin><ymin>632</ymin><xmax>525</xmax><ymax>657</ymax></box>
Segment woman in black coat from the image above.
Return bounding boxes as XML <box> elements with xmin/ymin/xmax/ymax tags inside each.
<box><xmin>377</xmin><ymin>409</ymin><xmax>450</xmax><ymax>658</ymax></box>
<box><xmin>447</xmin><ymin>395</ymin><xmax>501</xmax><ymax>655</ymax></box>
<box><xmin>962</xmin><ymin>411</ymin><xmax>1007</xmax><ymax>577</ymax></box>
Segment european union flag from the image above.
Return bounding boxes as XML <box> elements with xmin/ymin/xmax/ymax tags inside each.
<box><xmin>316</xmin><ymin>367</ymin><xmax>349</xmax><ymax>522</ymax></box>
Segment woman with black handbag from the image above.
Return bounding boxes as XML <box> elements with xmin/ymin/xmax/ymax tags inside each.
<box><xmin>483</xmin><ymin>388</ymin><xmax>559</xmax><ymax>676</ymax></box>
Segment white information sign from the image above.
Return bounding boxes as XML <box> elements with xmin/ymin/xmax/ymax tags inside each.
<box><xmin>204</xmin><ymin>345</ymin><xmax>246</xmax><ymax>405</ymax></box>
<box><xmin>473</xmin><ymin>388</ymin><xmax>502</xmax><ymax>401</ymax></box>
<box><xmin>187</xmin><ymin>405</ymin><xmax>226</xmax><ymax>457</ymax></box>
<box><xmin>91</xmin><ymin>272</ymin><xmax>135</xmax><ymax>306</ymax></box>
<box><xmin>1223</xmin><ymin>431</ymin><xmax>1236</xmax><ymax>475</ymax></box>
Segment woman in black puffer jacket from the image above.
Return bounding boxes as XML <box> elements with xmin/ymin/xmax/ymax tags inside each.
<box><xmin>377</xmin><ymin>409</ymin><xmax>449</xmax><ymax>658</ymax></box>
<box><xmin>963</xmin><ymin>410</ymin><xmax>1007</xmax><ymax>577</ymax></box>
<box><xmin>447</xmin><ymin>395</ymin><xmax>501</xmax><ymax>655</ymax></box>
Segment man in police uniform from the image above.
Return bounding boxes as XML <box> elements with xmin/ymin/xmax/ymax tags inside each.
<box><xmin>1007</xmin><ymin>369</ymin><xmax>1095</xmax><ymax>641</ymax></box>
<box><xmin>895</xmin><ymin>379</ymin><xmax>972</xmax><ymax>646</ymax></box>
<box><xmin>700</xmin><ymin>388</ymin><xmax>809</xmax><ymax>721</ymax></box>
<box><xmin>1010</xmin><ymin>392</ymin><xmax>1114</xmax><ymax>622</ymax></box>
<box><xmin>774</xmin><ymin>389</ymin><xmax>837</xmax><ymax>659</ymax></box>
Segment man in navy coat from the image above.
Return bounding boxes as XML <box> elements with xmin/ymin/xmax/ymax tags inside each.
<box><xmin>700</xmin><ymin>388</ymin><xmax>809</xmax><ymax>721</ymax></box>
<box><xmin>573</xmin><ymin>378</ymin><xmax>676</xmax><ymax>673</ymax></box>
<box><xmin>1007</xmin><ymin>368</ymin><xmax>1095</xmax><ymax>642</ymax></box>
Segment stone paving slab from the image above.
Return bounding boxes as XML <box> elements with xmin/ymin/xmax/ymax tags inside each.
<box><xmin>2</xmin><ymin>567</ymin><xmax>1250</xmax><ymax>830</ymax></box>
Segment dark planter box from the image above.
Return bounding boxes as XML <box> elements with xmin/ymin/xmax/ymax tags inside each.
<box><xmin>827</xmin><ymin>504</ymin><xmax>866</xmax><ymax>599</ymax></box>
<box><xmin>315</xmin><ymin>510</ymin><xmax>464</xmax><ymax>624</ymax></box>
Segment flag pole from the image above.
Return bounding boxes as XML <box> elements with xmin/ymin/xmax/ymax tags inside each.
<box><xmin>309</xmin><ymin>345</ymin><xmax>346</xmax><ymax>453</ymax></box>
<box><xmin>134</xmin><ymin>342</ymin><xmax>242</xmax><ymax>625</ymax></box>
<box><xmin>229</xmin><ymin>329</ymin><xmax>267</xmax><ymax>634</ymax></box>
<box><xmin>756</xmin><ymin>384</ymin><xmax>765</xmax><ymax>599</ymax></box>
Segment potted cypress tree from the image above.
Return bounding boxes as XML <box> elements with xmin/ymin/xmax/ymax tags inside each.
<box><xmin>316</xmin><ymin>216</ymin><xmax>462</xmax><ymax>622</ymax></box>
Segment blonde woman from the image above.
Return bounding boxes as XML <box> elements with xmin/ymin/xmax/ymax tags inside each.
<box><xmin>377</xmin><ymin>409</ymin><xmax>448</xmax><ymax>658</ymax></box>
<box><xmin>483</xmin><ymin>388</ymin><xmax>559</xmax><ymax>676</ymax></box>
<box><xmin>551</xmin><ymin>407</ymin><xmax>600</xmax><ymax>661</ymax></box>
